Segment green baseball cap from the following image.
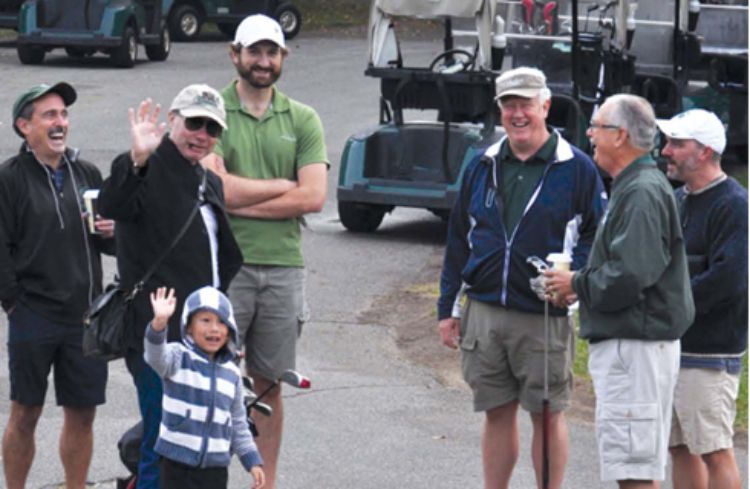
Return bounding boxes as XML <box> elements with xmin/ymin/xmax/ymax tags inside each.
<box><xmin>12</xmin><ymin>82</ymin><xmax>77</xmax><ymax>138</ymax></box>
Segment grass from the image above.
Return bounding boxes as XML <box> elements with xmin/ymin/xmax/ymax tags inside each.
<box><xmin>299</xmin><ymin>0</ymin><xmax>371</xmax><ymax>30</ymax></box>
<box><xmin>737</xmin><ymin>355</ymin><xmax>748</xmax><ymax>430</ymax></box>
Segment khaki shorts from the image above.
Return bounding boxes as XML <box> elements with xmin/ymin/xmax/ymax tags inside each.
<box><xmin>229</xmin><ymin>265</ymin><xmax>308</xmax><ymax>381</ymax></box>
<box><xmin>459</xmin><ymin>299</ymin><xmax>574</xmax><ymax>413</ymax></box>
<box><xmin>669</xmin><ymin>367</ymin><xmax>740</xmax><ymax>454</ymax></box>
<box><xmin>588</xmin><ymin>338</ymin><xmax>680</xmax><ymax>482</ymax></box>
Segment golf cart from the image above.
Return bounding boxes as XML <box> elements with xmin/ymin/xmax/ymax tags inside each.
<box><xmin>165</xmin><ymin>0</ymin><xmax>301</xmax><ymax>41</ymax></box>
<box><xmin>0</xmin><ymin>0</ymin><xmax>21</xmax><ymax>28</ymax></box>
<box><xmin>16</xmin><ymin>0</ymin><xmax>170</xmax><ymax>67</ymax></box>
<box><xmin>336</xmin><ymin>0</ymin><xmax>506</xmax><ymax>232</ymax></box>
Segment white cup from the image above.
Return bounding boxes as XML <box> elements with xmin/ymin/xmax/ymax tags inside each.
<box><xmin>83</xmin><ymin>189</ymin><xmax>100</xmax><ymax>234</ymax></box>
<box><xmin>546</xmin><ymin>252</ymin><xmax>572</xmax><ymax>271</ymax></box>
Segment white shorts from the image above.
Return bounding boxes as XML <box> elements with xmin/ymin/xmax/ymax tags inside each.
<box><xmin>669</xmin><ymin>367</ymin><xmax>740</xmax><ymax>454</ymax></box>
<box><xmin>588</xmin><ymin>338</ymin><xmax>680</xmax><ymax>482</ymax></box>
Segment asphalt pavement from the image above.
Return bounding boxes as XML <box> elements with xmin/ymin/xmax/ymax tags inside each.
<box><xmin>0</xmin><ymin>32</ymin><xmax>745</xmax><ymax>489</ymax></box>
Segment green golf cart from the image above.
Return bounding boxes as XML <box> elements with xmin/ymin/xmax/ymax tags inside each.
<box><xmin>16</xmin><ymin>0</ymin><xmax>170</xmax><ymax>68</ymax></box>
<box><xmin>165</xmin><ymin>0</ymin><xmax>301</xmax><ymax>41</ymax></box>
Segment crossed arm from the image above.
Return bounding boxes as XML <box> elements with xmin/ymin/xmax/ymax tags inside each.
<box><xmin>202</xmin><ymin>153</ymin><xmax>327</xmax><ymax>220</ymax></box>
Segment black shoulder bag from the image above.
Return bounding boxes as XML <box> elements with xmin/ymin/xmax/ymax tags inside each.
<box><xmin>83</xmin><ymin>170</ymin><xmax>207</xmax><ymax>361</ymax></box>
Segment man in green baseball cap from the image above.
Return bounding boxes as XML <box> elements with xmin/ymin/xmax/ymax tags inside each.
<box><xmin>1</xmin><ymin>82</ymin><xmax>114</xmax><ymax>489</ymax></box>
<box><xmin>12</xmin><ymin>82</ymin><xmax>77</xmax><ymax>137</ymax></box>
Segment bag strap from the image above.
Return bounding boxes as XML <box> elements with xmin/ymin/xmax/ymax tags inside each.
<box><xmin>130</xmin><ymin>169</ymin><xmax>208</xmax><ymax>297</ymax></box>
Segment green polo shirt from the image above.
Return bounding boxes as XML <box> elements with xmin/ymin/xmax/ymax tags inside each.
<box><xmin>214</xmin><ymin>82</ymin><xmax>328</xmax><ymax>267</ymax></box>
<box><xmin>498</xmin><ymin>130</ymin><xmax>557</xmax><ymax>232</ymax></box>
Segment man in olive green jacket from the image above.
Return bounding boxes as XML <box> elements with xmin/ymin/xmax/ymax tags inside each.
<box><xmin>545</xmin><ymin>94</ymin><xmax>694</xmax><ymax>489</ymax></box>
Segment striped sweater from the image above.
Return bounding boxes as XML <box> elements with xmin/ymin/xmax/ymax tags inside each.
<box><xmin>144</xmin><ymin>324</ymin><xmax>262</xmax><ymax>471</ymax></box>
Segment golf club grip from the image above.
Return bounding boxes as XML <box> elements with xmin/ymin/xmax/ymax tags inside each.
<box><xmin>542</xmin><ymin>400</ymin><xmax>550</xmax><ymax>489</ymax></box>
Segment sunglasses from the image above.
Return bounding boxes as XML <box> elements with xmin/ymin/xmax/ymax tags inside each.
<box><xmin>183</xmin><ymin>116</ymin><xmax>223</xmax><ymax>137</ymax></box>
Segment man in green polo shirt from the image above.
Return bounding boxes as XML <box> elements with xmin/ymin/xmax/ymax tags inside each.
<box><xmin>203</xmin><ymin>14</ymin><xmax>328</xmax><ymax>488</ymax></box>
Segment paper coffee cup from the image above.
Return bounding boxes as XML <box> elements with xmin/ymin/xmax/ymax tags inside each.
<box><xmin>83</xmin><ymin>189</ymin><xmax>100</xmax><ymax>234</ymax></box>
<box><xmin>546</xmin><ymin>252</ymin><xmax>572</xmax><ymax>271</ymax></box>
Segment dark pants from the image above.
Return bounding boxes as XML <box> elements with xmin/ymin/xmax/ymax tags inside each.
<box><xmin>160</xmin><ymin>457</ymin><xmax>228</xmax><ymax>489</ymax></box>
<box><xmin>126</xmin><ymin>349</ymin><xmax>163</xmax><ymax>489</ymax></box>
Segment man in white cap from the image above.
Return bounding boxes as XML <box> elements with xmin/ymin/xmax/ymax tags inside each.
<box><xmin>438</xmin><ymin>66</ymin><xmax>606</xmax><ymax>489</ymax></box>
<box><xmin>657</xmin><ymin>109</ymin><xmax>746</xmax><ymax>489</ymax></box>
<box><xmin>98</xmin><ymin>85</ymin><xmax>243</xmax><ymax>489</ymax></box>
<box><xmin>201</xmin><ymin>14</ymin><xmax>328</xmax><ymax>488</ymax></box>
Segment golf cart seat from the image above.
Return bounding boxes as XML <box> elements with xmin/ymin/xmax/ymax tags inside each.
<box><xmin>633</xmin><ymin>74</ymin><xmax>682</xmax><ymax>119</ymax></box>
<box><xmin>547</xmin><ymin>93</ymin><xmax>588</xmax><ymax>151</ymax></box>
<box><xmin>35</xmin><ymin>0</ymin><xmax>108</xmax><ymax>29</ymax></box>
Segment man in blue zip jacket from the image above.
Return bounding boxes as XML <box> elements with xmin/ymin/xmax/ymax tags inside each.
<box><xmin>438</xmin><ymin>67</ymin><xmax>606</xmax><ymax>489</ymax></box>
<box><xmin>658</xmin><ymin>109</ymin><xmax>746</xmax><ymax>489</ymax></box>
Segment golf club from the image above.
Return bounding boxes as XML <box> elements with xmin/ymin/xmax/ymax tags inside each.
<box><xmin>526</xmin><ymin>256</ymin><xmax>551</xmax><ymax>489</ymax></box>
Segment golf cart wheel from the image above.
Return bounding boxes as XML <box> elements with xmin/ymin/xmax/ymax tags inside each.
<box><xmin>274</xmin><ymin>3</ymin><xmax>301</xmax><ymax>40</ymax></box>
<box><xmin>17</xmin><ymin>44</ymin><xmax>45</xmax><ymax>65</ymax></box>
<box><xmin>338</xmin><ymin>201</ymin><xmax>386</xmax><ymax>233</ymax></box>
<box><xmin>145</xmin><ymin>25</ymin><xmax>170</xmax><ymax>61</ymax></box>
<box><xmin>169</xmin><ymin>4</ymin><xmax>202</xmax><ymax>42</ymax></box>
<box><xmin>110</xmin><ymin>26</ymin><xmax>137</xmax><ymax>68</ymax></box>
<box><xmin>217</xmin><ymin>22</ymin><xmax>238</xmax><ymax>39</ymax></box>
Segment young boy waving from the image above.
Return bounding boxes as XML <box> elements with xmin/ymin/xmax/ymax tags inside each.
<box><xmin>145</xmin><ymin>286</ymin><xmax>265</xmax><ymax>488</ymax></box>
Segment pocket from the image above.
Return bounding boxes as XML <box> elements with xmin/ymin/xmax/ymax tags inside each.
<box><xmin>599</xmin><ymin>403</ymin><xmax>659</xmax><ymax>463</ymax></box>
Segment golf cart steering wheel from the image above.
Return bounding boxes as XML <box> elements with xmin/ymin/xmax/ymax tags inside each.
<box><xmin>428</xmin><ymin>48</ymin><xmax>477</xmax><ymax>72</ymax></box>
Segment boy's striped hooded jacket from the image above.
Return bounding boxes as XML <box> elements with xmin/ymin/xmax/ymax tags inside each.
<box><xmin>144</xmin><ymin>286</ymin><xmax>262</xmax><ymax>471</ymax></box>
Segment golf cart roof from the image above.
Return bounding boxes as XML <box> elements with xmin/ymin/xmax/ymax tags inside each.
<box><xmin>368</xmin><ymin>0</ymin><xmax>496</xmax><ymax>69</ymax></box>
<box><xmin>372</xmin><ymin>0</ymin><xmax>486</xmax><ymax>18</ymax></box>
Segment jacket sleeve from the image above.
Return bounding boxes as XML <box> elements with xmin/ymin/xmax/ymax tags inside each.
<box><xmin>571</xmin><ymin>162</ymin><xmax>607</xmax><ymax>271</ymax></box>
<box><xmin>437</xmin><ymin>163</ymin><xmax>475</xmax><ymax>320</ymax></box>
<box><xmin>0</xmin><ymin>166</ymin><xmax>19</xmax><ymax>311</ymax></box>
<box><xmin>573</xmin><ymin>189</ymin><xmax>671</xmax><ymax>312</ymax></box>
<box><xmin>690</xmin><ymin>194</ymin><xmax>748</xmax><ymax>315</ymax></box>
<box><xmin>231</xmin><ymin>375</ymin><xmax>263</xmax><ymax>470</ymax></box>
<box><xmin>143</xmin><ymin>323</ymin><xmax>182</xmax><ymax>378</ymax></box>
<box><xmin>98</xmin><ymin>151</ymin><xmax>147</xmax><ymax>222</ymax></box>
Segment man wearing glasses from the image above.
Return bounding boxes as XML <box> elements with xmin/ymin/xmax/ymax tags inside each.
<box><xmin>98</xmin><ymin>84</ymin><xmax>243</xmax><ymax>489</ymax></box>
<box><xmin>545</xmin><ymin>94</ymin><xmax>694</xmax><ymax>489</ymax></box>
<box><xmin>438</xmin><ymin>66</ymin><xmax>606</xmax><ymax>489</ymax></box>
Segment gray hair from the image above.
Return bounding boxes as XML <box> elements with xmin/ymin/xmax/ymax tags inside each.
<box><xmin>605</xmin><ymin>94</ymin><xmax>656</xmax><ymax>151</ymax></box>
<box><xmin>17</xmin><ymin>102</ymin><xmax>35</xmax><ymax>123</ymax></box>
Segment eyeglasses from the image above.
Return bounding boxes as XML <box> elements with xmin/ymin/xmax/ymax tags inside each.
<box><xmin>183</xmin><ymin>116</ymin><xmax>223</xmax><ymax>138</ymax></box>
<box><xmin>589</xmin><ymin>121</ymin><xmax>621</xmax><ymax>131</ymax></box>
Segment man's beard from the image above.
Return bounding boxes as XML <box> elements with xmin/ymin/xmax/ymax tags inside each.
<box><xmin>236</xmin><ymin>63</ymin><xmax>281</xmax><ymax>89</ymax></box>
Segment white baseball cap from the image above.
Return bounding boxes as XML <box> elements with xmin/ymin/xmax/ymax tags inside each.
<box><xmin>656</xmin><ymin>109</ymin><xmax>726</xmax><ymax>155</ymax></box>
<box><xmin>233</xmin><ymin>14</ymin><xmax>285</xmax><ymax>49</ymax></box>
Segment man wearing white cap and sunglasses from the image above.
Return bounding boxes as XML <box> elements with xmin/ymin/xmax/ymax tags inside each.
<box><xmin>658</xmin><ymin>109</ymin><xmax>746</xmax><ymax>489</ymax></box>
<box><xmin>98</xmin><ymin>84</ymin><xmax>243</xmax><ymax>489</ymax></box>
<box><xmin>202</xmin><ymin>14</ymin><xmax>328</xmax><ymax>488</ymax></box>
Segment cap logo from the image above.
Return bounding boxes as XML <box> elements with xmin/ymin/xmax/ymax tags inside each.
<box><xmin>195</xmin><ymin>91</ymin><xmax>220</xmax><ymax>108</ymax></box>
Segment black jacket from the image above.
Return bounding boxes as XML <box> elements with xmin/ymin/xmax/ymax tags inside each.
<box><xmin>0</xmin><ymin>144</ymin><xmax>114</xmax><ymax>325</ymax></box>
<box><xmin>98</xmin><ymin>136</ymin><xmax>242</xmax><ymax>350</ymax></box>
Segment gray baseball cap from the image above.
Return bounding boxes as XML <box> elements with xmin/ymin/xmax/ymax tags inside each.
<box><xmin>169</xmin><ymin>84</ymin><xmax>227</xmax><ymax>129</ymax></box>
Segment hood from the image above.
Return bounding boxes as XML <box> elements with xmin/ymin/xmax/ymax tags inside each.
<box><xmin>180</xmin><ymin>286</ymin><xmax>239</xmax><ymax>360</ymax></box>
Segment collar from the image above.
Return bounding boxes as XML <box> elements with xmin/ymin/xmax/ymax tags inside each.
<box><xmin>483</xmin><ymin>128</ymin><xmax>574</xmax><ymax>165</ymax></box>
<box><xmin>498</xmin><ymin>129</ymin><xmax>558</xmax><ymax>165</ymax></box>
<box><xmin>612</xmin><ymin>153</ymin><xmax>656</xmax><ymax>187</ymax></box>
<box><xmin>685</xmin><ymin>173</ymin><xmax>727</xmax><ymax>195</ymax></box>
<box><xmin>224</xmin><ymin>81</ymin><xmax>290</xmax><ymax>116</ymax></box>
